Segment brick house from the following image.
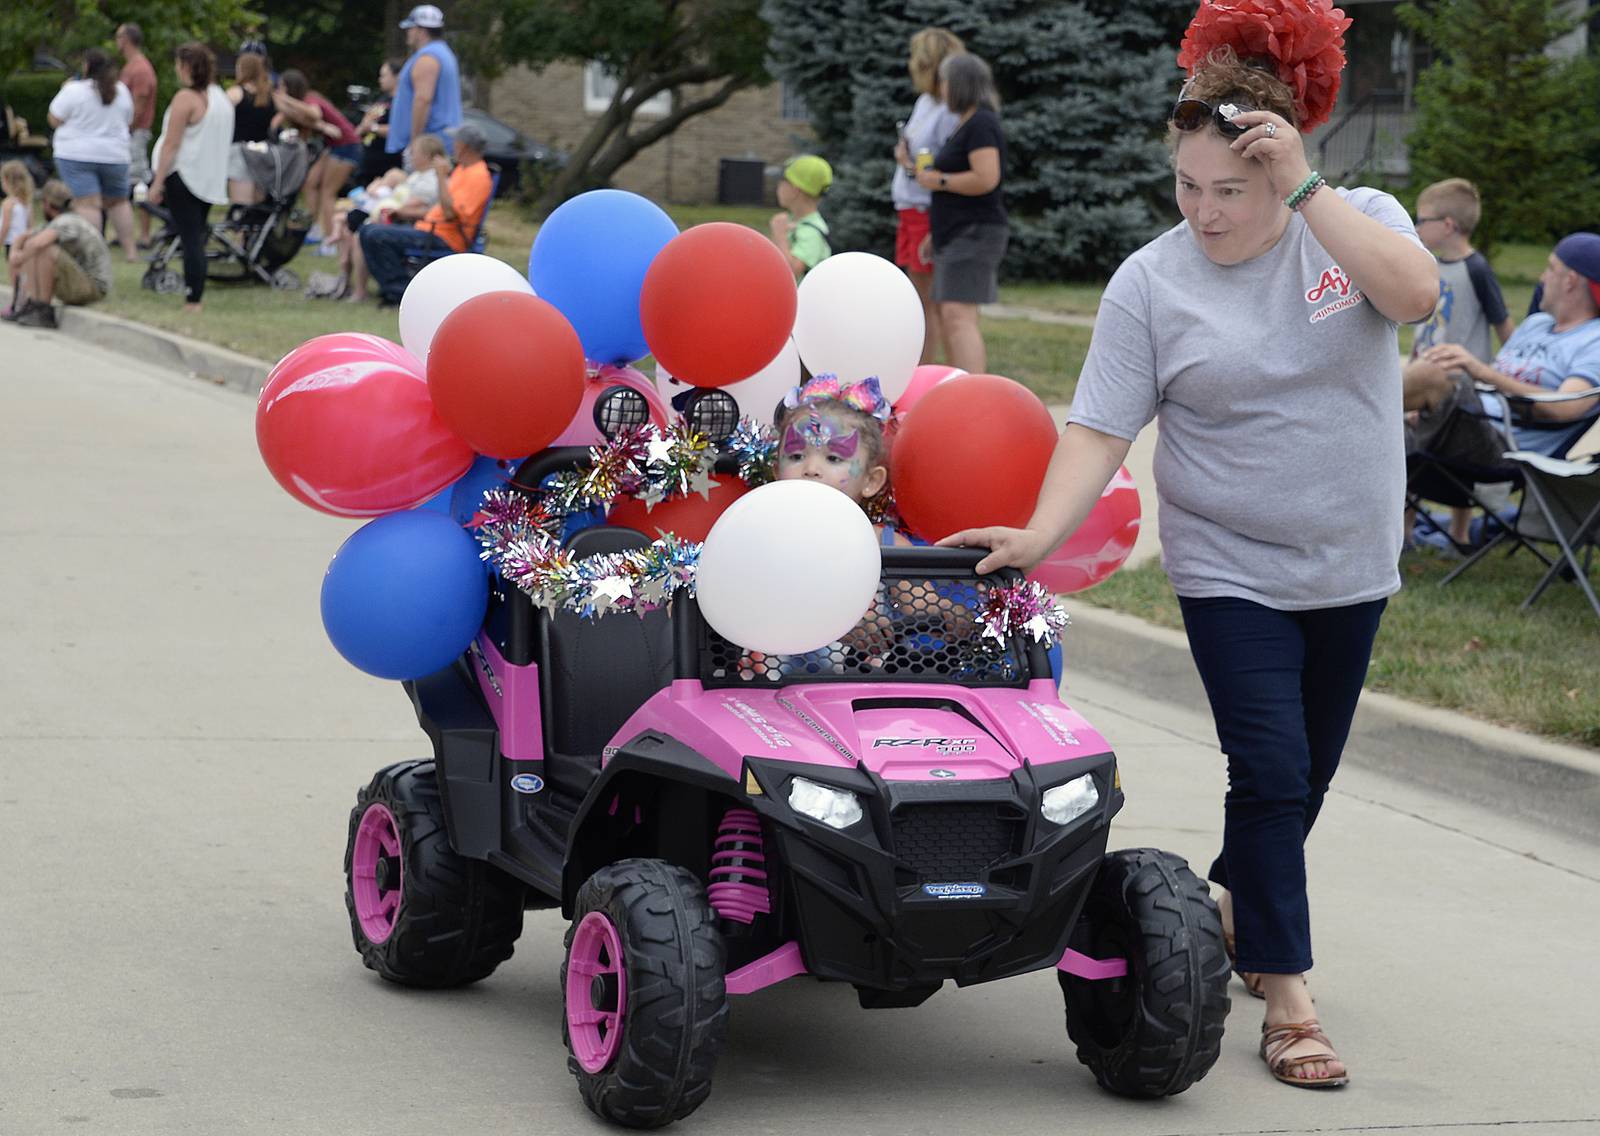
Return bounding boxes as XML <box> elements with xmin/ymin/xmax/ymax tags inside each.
<box><xmin>486</xmin><ymin>61</ymin><xmax>814</xmax><ymax>205</ymax></box>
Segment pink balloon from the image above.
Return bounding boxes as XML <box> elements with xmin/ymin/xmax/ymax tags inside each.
<box><xmin>1028</xmin><ymin>465</ymin><xmax>1142</xmax><ymax>594</ymax></box>
<box><xmin>551</xmin><ymin>364</ymin><xmax>671</xmax><ymax>448</ymax></box>
<box><xmin>894</xmin><ymin>364</ymin><xmax>966</xmax><ymax>416</ymax></box>
<box><xmin>257</xmin><ymin>333</ymin><xmax>473</xmax><ymax>517</ymax></box>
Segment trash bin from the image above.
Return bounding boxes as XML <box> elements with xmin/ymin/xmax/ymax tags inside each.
<box><xmin>718</xmin><ymin>157</ymin><xmax>766</xmax><ymax>205</ymax></box>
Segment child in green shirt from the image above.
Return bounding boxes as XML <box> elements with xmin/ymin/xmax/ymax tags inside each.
<box><xmin>769</xmin><ymin>154</ymin><xmax>832</xmax><ymax>281</ymax></box>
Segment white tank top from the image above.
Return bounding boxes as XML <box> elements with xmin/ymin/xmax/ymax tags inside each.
<box><xmin>2</xmin><ymin>198</ymin><xmax>29</xmax><ymax>246</ymax></box>
<box><xmin>158</xmin><ymin>85</ymin><xmax>234</xmax><ymax>205</ymax></box>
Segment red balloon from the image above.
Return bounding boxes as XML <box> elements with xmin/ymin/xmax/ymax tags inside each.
<box><xmin>606</xmin><ymin>476</ymin><xmax>750</xmax><ymax>543</ymax></box>
<box><xmin>894</xmin><ymin>364</ymin><xmax>966</xmax><ymax>416</ymax></box>
<box><xmin>1029</xmin><ymin>465</ymin><xmax>1142</xmax><ymax>594</ymax></box>
<box><xmin>894</xmin><ymin>373</ymin><xmax>1058</xmax><ymax>542</ymax></box>
<box><xmin>428</xmin><ymin>291</ymin><xmax>586</xmax><ymax>459</ymax></box>
<box><xmin>257</xmin><ymin>332</ymin><xmax>472</xmax><ymax>517</ymax></box>
<box><xmin>639</xmin><ymin>222</ymin><xmax>797</xmax><ymax>388</ymax></box>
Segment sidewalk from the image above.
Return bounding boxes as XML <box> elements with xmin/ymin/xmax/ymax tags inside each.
<box><xmin>10</xmin><ymin>290</ymin><xmax>1596</xmax><ymax>843</ymax></box>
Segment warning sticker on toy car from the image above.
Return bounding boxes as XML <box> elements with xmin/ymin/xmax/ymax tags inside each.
<box><xmin>723</xmin><ymin>699</ymin><xmax>794</xmax><ymax>750</ymax></box>
<box><xmin>1021</xmin><ymin>702</ymin><xmax>1081</xmax><ymax>746</ymax></box>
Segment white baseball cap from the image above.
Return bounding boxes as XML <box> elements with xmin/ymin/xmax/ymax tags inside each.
<box><xmin>399</xmin><ymin>5</ymin><xmax>444</xmax><ymax>29</ymax></box>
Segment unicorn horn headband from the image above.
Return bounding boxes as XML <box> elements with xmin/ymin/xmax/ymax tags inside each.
<box><xmin>782</xmin><ymin>373</ymin><xmax>892</xmax><ymax>422</ymax></box>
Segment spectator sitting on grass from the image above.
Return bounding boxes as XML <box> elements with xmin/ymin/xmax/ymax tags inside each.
<box><xmin>2</xmin><ymin>179</ymin><xmax>112</xmax><ymax>329</ymax></box>
<box><xmin>357</xmin><ymin>122</ymin><xmax>491</xmax><ymax>307</ymax></box>
<box><xmin>768</xmin><ymin>155</ymin><xmax>833</xmax><ymax>281</ymax></box>
<box><xmin>1408</xmin><ymin>231</ymin><xmax>1600</xmax><ymax>465</ymax></box>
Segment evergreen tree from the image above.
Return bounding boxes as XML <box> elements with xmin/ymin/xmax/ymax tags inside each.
<box><xmin>1401</xmin><ymin>0</ymin><xmax>1600</xmax><ymax>252</ymax></box>
<box><xmin>763</xmin><ymin>0</ymin><xmax>1193</xmax><ymax>280</ymax></box>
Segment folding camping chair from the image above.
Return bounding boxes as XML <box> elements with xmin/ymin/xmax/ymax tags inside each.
<box><xmin>1425</xmin><ymin>386</ymin><xmax>1600</xmax><ymax>611</ymax></box>
<box><xmin>1501</xmin><ymin>420</ymin><xmax>1600</xmax><ymax>618</ymax></box>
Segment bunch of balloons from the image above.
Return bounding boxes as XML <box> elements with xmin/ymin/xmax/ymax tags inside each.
<box><xmin>259</xmin><ymin>184</ymin><xmax>1139</xmax><ymax>680</ymax></box>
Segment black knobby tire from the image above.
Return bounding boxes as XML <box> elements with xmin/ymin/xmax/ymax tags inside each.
<box><xmin>563</xmin><ymin>858</ymin><xmax>729</xmax><ymax>1129</ymax></box>
<box><xmin>343</xmin><ymin>760</ymin><xmax>524</xmax><ymax>987</ymax></box>
<box><xmin>1060</xmin><ymin>848</ymin><xmax>1231</xmax><ymax>1097</ymax></box>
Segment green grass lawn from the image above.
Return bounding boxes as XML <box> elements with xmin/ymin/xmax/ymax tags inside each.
<box><xmin>1078</xmin><ymin>551</ymin><xmax>1600</xmax><ymax>749</ymax></box>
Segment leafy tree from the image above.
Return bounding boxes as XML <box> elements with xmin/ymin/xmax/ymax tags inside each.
<box><xmin>1</xmin><ymin>0</ymin><xmax>259</xmax><ymax>78</ymax></box>
<box><xmin>763</xmin><ymin>0</ymin><xmax>1192</xmax><ymax>280</ymax></box>
<box><xmin>2</xmin><ymin>0</ymin><xmax>259</xmax><ymax>132</ymax></box>
<box><xmin>1401</xmin><ymin>0</ymin><xmax>1600</xmax><ymax>253</ymax></box>
<box><xmin>450</xmin><ymin>0</ymin><xmax>773</xmax><ymax>215</ymax></box>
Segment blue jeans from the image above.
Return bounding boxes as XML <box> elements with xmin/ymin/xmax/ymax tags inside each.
<box><xmin>359</xmin><ymin>223</ymin><xmax>452</xmax><ymax>303</ymax></box>
<box><xmin>1177</xmin><ymin>594</ymin><xmax>1386</xmax><ymax>974</ymax></box>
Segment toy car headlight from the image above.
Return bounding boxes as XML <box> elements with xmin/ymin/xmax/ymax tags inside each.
<box><xmin>1041</xmin><ymin>774</ymin><xmax>1100</xmax><ymax>826</ymax></box>
<box><xmin>788</xmin><ymin>777</ymin><xmax>864</xmax><ymax>830</ymax></box>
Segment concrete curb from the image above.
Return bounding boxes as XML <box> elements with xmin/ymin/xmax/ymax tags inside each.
<box><xmin>14</xmin><ymin>291</ymin><xmax>1599</xmax><ymax>841</ymax></box>
<box><xmin>2</xmin><ymin>285</ymin><xmax>271</xmax><ymax>395</ymax></box>
<box><xmin>1065</xmin><ymin>604</ymin><xmax>1600</xmax><ymax>843</ymax></box>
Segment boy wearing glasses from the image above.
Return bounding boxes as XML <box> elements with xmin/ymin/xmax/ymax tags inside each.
<box><xmin>1403</xmin><ymin>178</ymin><xmax>1515</xmax><ymax>548</ymax></box>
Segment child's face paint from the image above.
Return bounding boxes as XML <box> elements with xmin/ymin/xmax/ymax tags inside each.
<box><xmin>777</xmin><ymin>409</ymin><xmax>881</xmax><ymax>501</ymax></box>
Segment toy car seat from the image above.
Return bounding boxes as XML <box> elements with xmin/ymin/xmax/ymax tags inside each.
<box><xmin>537</xmin><ymin>526</ymin><xmax>674</xmax><ymax>790</ymax></box>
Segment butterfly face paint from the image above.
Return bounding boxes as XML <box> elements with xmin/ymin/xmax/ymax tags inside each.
<box><xmin>777</xmin><ymin>408</ymin><xmax>880</xmax><ymax>502</ymax></box>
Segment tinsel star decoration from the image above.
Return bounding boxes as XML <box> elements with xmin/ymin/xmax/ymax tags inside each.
<box><xmin>977</xmin><ymin>580</ymin><xmax>1070</xmax><ymax>646</ymax></box>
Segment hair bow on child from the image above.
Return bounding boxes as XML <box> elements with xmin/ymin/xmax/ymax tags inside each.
<box><xmin>782</xmin><ymin>373</ymin><xmax>893</xmax><ymax>421</ymax></box>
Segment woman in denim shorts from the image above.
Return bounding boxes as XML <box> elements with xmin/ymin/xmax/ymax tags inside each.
<box><xmin>48</xmin><ymin>48</ymin><xmax>138</xmax><ymax>262</ymax></box>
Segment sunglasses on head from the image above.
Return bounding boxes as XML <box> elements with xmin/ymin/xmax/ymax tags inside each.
<box><xmin>1170</xmin><ymin>97</ymin><xmax>1258</xmax><ymax>139</ymax></box>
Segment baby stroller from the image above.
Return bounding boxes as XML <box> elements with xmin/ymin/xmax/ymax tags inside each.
<box><xmin>141</xmin><ymin>139</ymin><xmax>314</xmax><ymax>294</ymax></box>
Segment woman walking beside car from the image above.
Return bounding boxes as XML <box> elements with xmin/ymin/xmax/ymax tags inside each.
<box><xmin>941</xmin><ymin>0</ymin><xmax>1438</xmax><ymax>1090</ymax></box>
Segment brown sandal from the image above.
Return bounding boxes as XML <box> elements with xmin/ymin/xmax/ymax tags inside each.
<box><xmin>1222</xmin><ymin>929</ymin><xmax>1267</xmax><ymax>998</ymax></box>
<box><xmin>1260</xmin><ymin>1019</ymin><xmax>1349</xmax><ymax>1088</ymax></box>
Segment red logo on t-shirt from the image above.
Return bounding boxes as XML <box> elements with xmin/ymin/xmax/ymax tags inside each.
<box><xmin>1305</xmin><ymin>265</ymin><xmax>1353</xmax><ymax>303</ymax></box>
<box><xmin>1305</xmin><ymin>263</ymin><xmax>1364</xmax><ymax>323</ymax></box>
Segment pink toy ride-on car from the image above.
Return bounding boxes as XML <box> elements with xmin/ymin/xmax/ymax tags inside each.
<box><xmin>342</xmin><ymin>444</ymin><xmax>1231</xmax><ymax>1129</ymax></box>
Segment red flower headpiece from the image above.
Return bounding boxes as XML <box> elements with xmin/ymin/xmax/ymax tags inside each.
<box><xmin>1176</xmin><ymin>0</ymin><xmax>1352</xmax><ymax>132</ymax></box>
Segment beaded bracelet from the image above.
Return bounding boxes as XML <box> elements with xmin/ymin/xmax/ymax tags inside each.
<box><xmin>1286</xmin><ymin>171</ymin><xmax>1326</xmax><ymax>211</ymax></box>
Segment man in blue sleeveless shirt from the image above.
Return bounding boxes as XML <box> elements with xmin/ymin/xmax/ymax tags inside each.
<box><xmin>387</xmin><ymin>5</ymin><xmax>462</xmax><ymax>160</ymax></box>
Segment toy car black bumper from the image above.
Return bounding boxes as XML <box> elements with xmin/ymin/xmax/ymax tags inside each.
<box><xmin>742</xmin><ymin>754</ymin><xmax>1122</xmax><ymax>993</ymax></box>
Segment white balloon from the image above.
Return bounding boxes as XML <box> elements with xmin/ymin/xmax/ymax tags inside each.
<box><xmin>697</xmin><ymin>480</ymin><xmax>882</xmax><ymax>655</ymax></box>
<box><xmin>793</xmin><ymin>252</ymin><xmax>925</xmax><ymax>402</ymax></box>
<box><xmin>721</xmin><ymin>337</ymin><xmax>801</xmax><ymax>425</ymax></box>
<box><xmin>398</xmin><ymin>254</ymin><xmax>535</xmax><ymax>363</ymax></box>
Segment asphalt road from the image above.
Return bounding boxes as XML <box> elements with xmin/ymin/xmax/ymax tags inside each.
<box><xmin>4</xmin><ymin>325</ymin><xmax>1599</xmax><ymax>1135</ymax></box>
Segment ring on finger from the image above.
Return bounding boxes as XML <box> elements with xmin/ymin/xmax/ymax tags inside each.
<box><xmin>1264</xmin><ymin>122</ymin><xmax>1278</xmax><ymax>139</ymax></box>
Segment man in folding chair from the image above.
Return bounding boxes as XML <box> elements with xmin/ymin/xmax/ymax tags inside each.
<box><xmin>358</xmin><ymin>121</ymin><xmax>492</xmax><ymax>307</ymax></box>
<box><xmin>1404</xmin><ymin>233</ymin><xmax>1600</xmax><ymax>603</ymax></box>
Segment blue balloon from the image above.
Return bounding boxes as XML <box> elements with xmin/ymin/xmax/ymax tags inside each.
<box><xmin>527</xmin><ymin>189</ymin><xmax>678</xmax><ymax>364</ymax></box>
<box><xmin>449</xmin><ymin>454</ymin><xmax>524</xmax><ymax>525</ymax></box>
<box><xmin>415</xmin><ymin>486</ymin><xmax>453</xmax><ymax>514</ymax></box>
<box><xmin>321</xmin><ymin>511</ymin><xmax>489</xmax><ymax>680</ymax></box>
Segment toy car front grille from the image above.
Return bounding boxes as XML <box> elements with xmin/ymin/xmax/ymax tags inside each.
<box><xmin>890</xmin><ymin>803</ymin><xmax>1023</xmax><ymax>882</ymax></box>
<box><xmin>699</xmin><ymin>575</ymin><xmax>1030</xmax><ymax>688</ymax></box>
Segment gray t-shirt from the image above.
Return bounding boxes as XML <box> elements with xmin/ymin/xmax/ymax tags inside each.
<box><xmin>1069</xmin><ymin>188</ymin><xmax>1423</xmax><ymax>610</ymax></box>
<box><xmin>1412</xmin><ymin>251</ymin><xmax>1508</xmax><ymax>363</ymax></box>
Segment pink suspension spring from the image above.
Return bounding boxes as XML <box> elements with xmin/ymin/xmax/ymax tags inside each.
<box><xmin>707</xmin><ymin>808</ymin><xmax>770</xmax><ymax>924</ymax></box>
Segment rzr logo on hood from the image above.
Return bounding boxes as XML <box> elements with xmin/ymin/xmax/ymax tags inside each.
<box><xmin>871</xmin><ymin>737</ymin><xmax>978</xmax><ymax>748</ymax></box>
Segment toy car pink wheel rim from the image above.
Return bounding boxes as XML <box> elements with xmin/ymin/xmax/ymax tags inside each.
<box><xmin>351</xmin><ymin>802</ymin><xmax>403</xmax><ymax>944</ymax></box>
<box><xmin>567</xmin><ymin>911</ymin><xmax>627</xmax><ymax>1073</ymax></box>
